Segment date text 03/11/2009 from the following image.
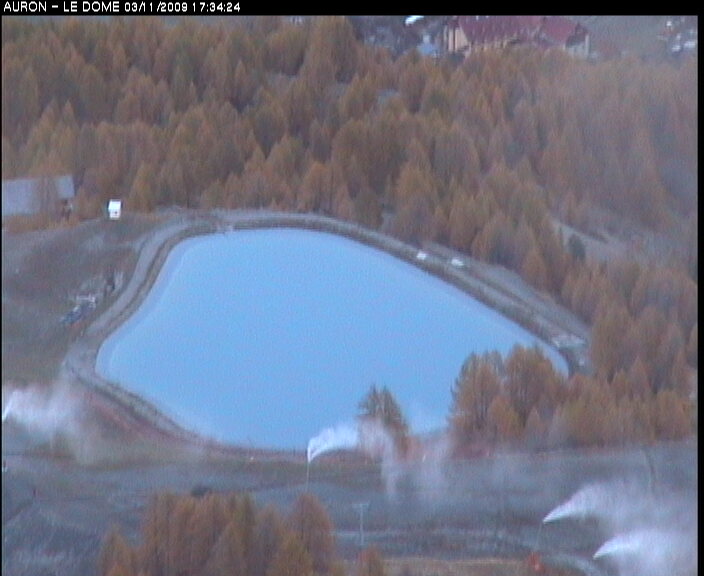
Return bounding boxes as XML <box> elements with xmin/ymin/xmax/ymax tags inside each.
<box><xmin>124</xmin><ymin>1</ymin><xmax>240</xmax><ymax>13</ymax></box>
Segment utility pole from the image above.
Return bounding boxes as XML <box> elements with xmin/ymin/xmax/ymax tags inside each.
<box><xmin>354</xmin><ymin>502</ymin><xmax>370</xmax><ymax>548</ymax></box>
<box><xmin>642</xmin><ymin>446</ymin><xmax>660</xmax><ymax>498</ymax></box>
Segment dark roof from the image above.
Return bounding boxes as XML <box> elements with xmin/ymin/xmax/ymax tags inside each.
<box><xmin>540</xmin><ymin>16</ymin><xmax>586</xmax><ymax>46</ymax></box>
<box><xmin>454</xmin><ymin>16</ymin><xmax>587</xmax><ymax>49</ymax></box>
<box><xmin>2</xmin><ymin>175</ymin><xmax>75</xmax><ymax>217</ymax></box>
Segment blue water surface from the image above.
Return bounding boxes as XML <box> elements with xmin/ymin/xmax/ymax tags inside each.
<box><xmin>97</xmin><ymin>228</ymin><xmax>566</xmax><ymax>449</ymax></box>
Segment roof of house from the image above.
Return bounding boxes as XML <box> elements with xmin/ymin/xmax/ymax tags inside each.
<box><xmin>453</xmin><ymin>16</ymin><xmax>587</xmax><ymax>49</ymax></box>
<box><xmin>2</xmin><ymin>175</ymin><xmax>75</xmax><ymax>217</ymax></box>
<box><xmin>540</xmin><ymin>16</ymin><xmax>587</xmax><ymax>46</ymax></box>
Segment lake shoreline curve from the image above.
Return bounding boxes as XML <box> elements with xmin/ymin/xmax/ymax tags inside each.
<box><xmin>61</xmin><ymin>209</ymin><xmax>590</xmax><ymax>457</ymax></box>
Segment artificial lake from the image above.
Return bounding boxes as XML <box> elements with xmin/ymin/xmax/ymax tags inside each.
<box><xmin>97</xmin><ymin>228</ymin><xmax>566</xmax><ymax>450</ymax></box>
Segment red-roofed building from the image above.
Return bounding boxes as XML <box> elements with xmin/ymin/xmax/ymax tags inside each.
<box><xmin>444</xmin><ymin>16</ymin><xmax>590</xmax><ymax>58</ymax></box>
<box><xmin>540</xmin><ymin>16</ymin><xmax>590</xmax><ymax>57</ymax></box>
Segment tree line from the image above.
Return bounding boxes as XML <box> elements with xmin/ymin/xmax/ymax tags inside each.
<box><xmin>356</xmin><ymin>342</ymin><xmax>692</xmax><ymax>453</ymax></box>
<box><xmin>99</xmin><ymin>490</ymin><xmax>387</xmax><ymax>576</ymax></box>
<box><xmin>2</xmin><ymin>16</ymin><xmax>696</xmax><ymax>441</ymax></box>
<box><xmin>448</xmin><ymin>345</ymin><xmax>692</xmax><ymax>450</ymax></box>
<box><xmin>2</xmin><ymin>18</ymin><xmax>695</xmax><ymax>234</ymax></box>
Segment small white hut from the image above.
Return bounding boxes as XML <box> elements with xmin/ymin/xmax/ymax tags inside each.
<box><xmin>107</xmin><ymin>199</ymin><xmax>122</xmax><ymax>220</ymax></box>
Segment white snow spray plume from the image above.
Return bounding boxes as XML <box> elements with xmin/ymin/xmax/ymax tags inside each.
<box><xmin>357</xmin><ymin>419</ymin><xmax>400</xmax><ymax>497</ymax></box>
<box><xmin>543</xmin><ymin>480</ymin><xmax>650</xmax><ymax>524</ymax></box>
<box><xmin>307</xmin><ymin>423</ymin><xmax>360</xmax><ymax>463</ymax></box>
<box><xmin>2</xmin><ymin>383</ymin><xmax>79</xmax><ymax>440</ymax></box>
<box><xmin>593</xmin><ymin>528</ymin><xmax>662</xmax><ymax>559</ymax></box>
<box><xmin>593</xmin><ymin>527</ymin><xmax>696</xmax><ymax>576</ymax></box>
<box><xmin>1</xmin><ymin>382</ymin><xmax>102</xmax><ymax>465</ymax></box>
<box><xmin>307</xmin><ymin>419</ymin><xmax>451</xmax><ymax>500</ymax></box>
<box><xmin>544</xmin><ymin>479</ymin><xmax>697</xmax><ymax>576</ymax></box>
<box><xmin>2</xmin><ymin>395</ymin><xmax>15</xmax><ymax>422</ymax></box>
<box><xmin>410</xmin><ymin>433</ymin><xmax>452</xmax><ymax>502</ymax></box>
<box><xmin>307</xmin><ymin>419</ymin><xmax>399</xmax><ymax>494</ymax></box>
<box><xmin>307</xmin><ymin>419</ymin><xmax>397</xmax><ymax>464</ymax></box>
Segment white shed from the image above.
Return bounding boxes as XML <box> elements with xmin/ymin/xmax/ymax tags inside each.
<box><xmin>107</xmin><ymin>199</ymin><xmax>122</xmax><ymax>220</ymax></box>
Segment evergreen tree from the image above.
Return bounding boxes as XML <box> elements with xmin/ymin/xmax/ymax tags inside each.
<box><xmin>359</xmin><ymin>385</ymin><xmax>410</xmax><ymax>455</ymax></box>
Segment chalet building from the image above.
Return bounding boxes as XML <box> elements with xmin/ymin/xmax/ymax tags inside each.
<box><xmin>1</xmin><ymin>174</ymin><xmax>75</xmax><ymax>221</ymax></box>
<box><xmin>444</xmin><ymin>16</ymin><xmax>590</xmax><ymax>58</ymax></box>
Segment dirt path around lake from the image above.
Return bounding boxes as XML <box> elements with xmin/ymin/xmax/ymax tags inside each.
<box><xmin>58</xmin><ymin>209</ymin><xmax>591</xmax><ymax>454</ymax></box>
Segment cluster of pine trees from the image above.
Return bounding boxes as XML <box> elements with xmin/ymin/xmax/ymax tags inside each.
<box><xmin>99</xmin><ymin>490</ymin><xmax>387</xmax><ymax>576</ymax></box>
<box><xmin>2</xmin><ymin>16</ymin><xmax>696</xmax><ymax>442</ymax></box>
<box><xmin>448</xmin><ymin>345</ymin><xmax>692</xmax><ymax>450</ymax></box>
